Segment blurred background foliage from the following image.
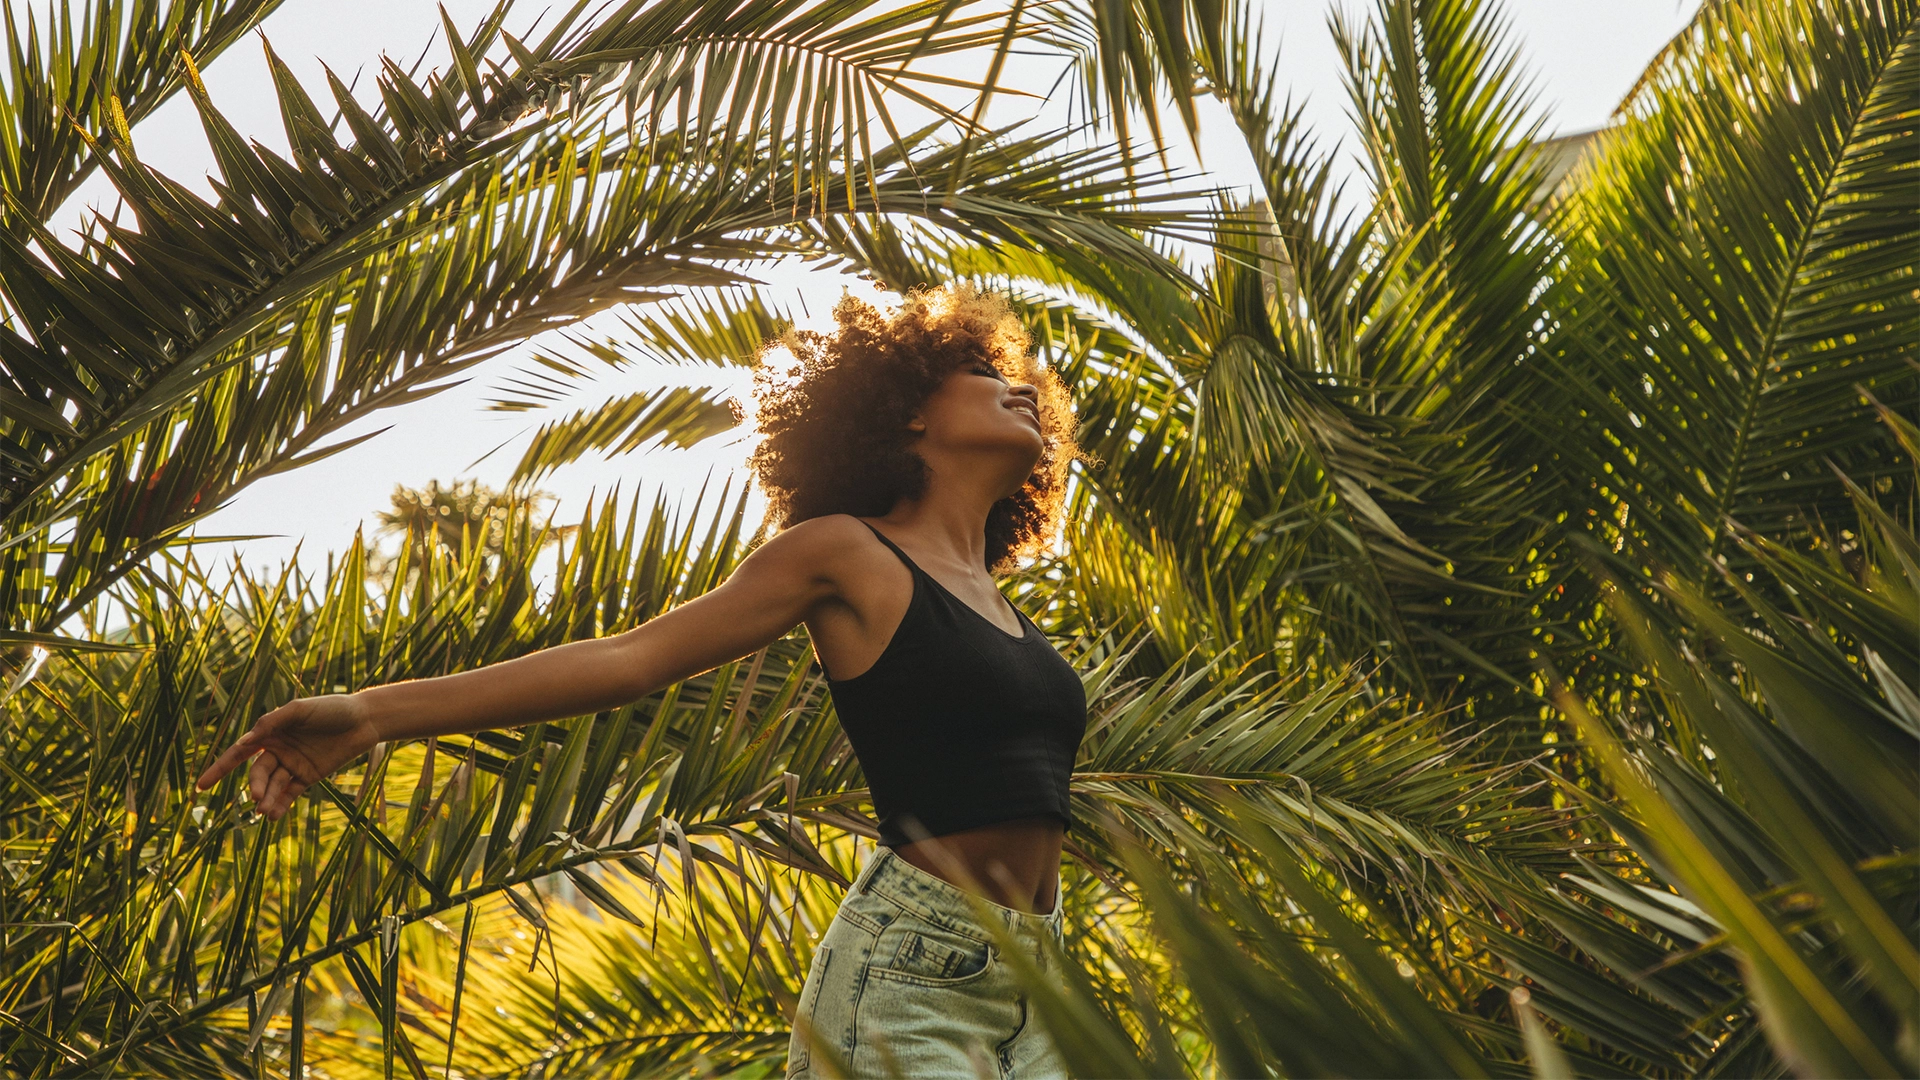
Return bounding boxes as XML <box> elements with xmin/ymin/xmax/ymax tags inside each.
<box><xmin>0</xmin><ymin>0</ymin><xmax>1912</xmax><ymax>1076</ymax></box>
<box><xmin>368</xmin><ymin>478</ymin><xmax>569</xmax><ymax>587</ymax></box>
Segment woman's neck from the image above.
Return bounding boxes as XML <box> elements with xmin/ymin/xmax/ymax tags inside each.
<box><xmin>875</xmin><ymin>485</ymin><xmax>997</xmax><ymax>572</ymax></box>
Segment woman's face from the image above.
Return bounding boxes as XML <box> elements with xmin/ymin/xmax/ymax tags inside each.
<box><xmin>908</xmin><ymin>356</ymin><xmax>1046</xmax><ymax>480</ymax></box>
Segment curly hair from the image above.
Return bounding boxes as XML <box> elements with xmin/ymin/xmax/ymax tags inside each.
<box><xmin>744</xmin><ymin>283</ymin><xmax>1078</xmax><ymax>572</ymax></box>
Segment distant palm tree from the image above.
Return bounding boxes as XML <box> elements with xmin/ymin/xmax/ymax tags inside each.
<box><xmin>370</xmin><ymin>478</ymin><xmax>567</xmax><ymax>587</ymax></box>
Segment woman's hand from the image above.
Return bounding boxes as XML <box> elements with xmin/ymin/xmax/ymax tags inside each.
<box><xmin>195</xmin><ymin>695</ymin><xmax>382</xmax><ymax>820</ymax></box>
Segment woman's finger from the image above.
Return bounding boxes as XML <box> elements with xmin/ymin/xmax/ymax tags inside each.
<box><xmin>199</xmin><ymin>691</ymin><xmax>307</xmax><ymax>787</ymax></box>
<box><xmin>248</xmin><ymin>749</ymin><xmax>281</xmax><ymax>805</ymax></box>
<box><xmin>270</xmin><ymin>777</ymin><xmax>309</xmax><ymax>821</ymax></box>
<box><xmin>196</xmin><ymin>700</ymin><xmax>302</xmax><ymax>791</ymax></box>
<box><xmin>261</xmin><ymin>766</ymin><xmax>294</xmax><ymax>819</ymax></box>
<box><xmin>196</xmin><ymin>727</ymin><xmax>262</xmax><ymax>790</ymax></box>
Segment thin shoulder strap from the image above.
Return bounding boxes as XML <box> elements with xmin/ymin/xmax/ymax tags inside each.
<box><xmin>857</xmin><ymin>519</ymin><xmax>921</xmax><ymax>575</ymax></box>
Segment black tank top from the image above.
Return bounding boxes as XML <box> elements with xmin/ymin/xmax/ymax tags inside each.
<box><xmin>823</xmin><ymin>520</ymin><xmax>1089</xmax><ymax>847</ymax></box>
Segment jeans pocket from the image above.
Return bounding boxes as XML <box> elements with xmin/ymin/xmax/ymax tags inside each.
<box><xmin>870</xmin><ymin>918</ymin><xmax>995</xmax><ymax>987</ymax></box>
<box><xmin>787</xmin><ymin>944</ymin><xmax>833</xmax><ymax>1077</ymax></box>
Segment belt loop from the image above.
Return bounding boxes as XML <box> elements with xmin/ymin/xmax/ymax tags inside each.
<box><xmin>854</xmin><ymin>844</ymin><xmax>885</xmax><ymax>895</ymax></box>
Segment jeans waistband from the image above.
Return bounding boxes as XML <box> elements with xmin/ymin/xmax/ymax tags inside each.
<box><xmin>852</xmin><ymin>846</ymin><xmax>1063</xmax><ymax>942</ymax></box>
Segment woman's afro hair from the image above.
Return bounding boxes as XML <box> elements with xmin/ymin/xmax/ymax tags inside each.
<box><xmin>743</xmin><ymin>283</ymin><xmax>1078</xmax><ymax>572</ymax></box>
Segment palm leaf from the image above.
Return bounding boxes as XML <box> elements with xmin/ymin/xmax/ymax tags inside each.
<box><xmin>0</xmin><ymin>2</ymin><xmax>1203</xmax><ymax>633</ymax></box>
<box><xmin>0</xmin><ymin>0</ymin><xmax>286</xmax><ymax>230</ymax></box>
<box><xmin>1516</xmin><ymin>422</ymin><xmax>1918</xmax><ymax>1076</ymax></box>
<box><xmin>481</xmin><ymin>289</ymin><xmax>796</xmax><ymax>482</ymax></box>
<box><xmin>1548</xmin><ymin>0</ymin><xmax>1918</xmax><ymax>588</ymax></box>
<box><xmin>505</xmin><ymin>386</ymin><xmax>741</xmax><ymax>484</ymax></box>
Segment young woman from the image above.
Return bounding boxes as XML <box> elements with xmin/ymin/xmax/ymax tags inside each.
<box><xmin>196</xmin><ymin>284</ymin><xmax>1088</xmax><ymax>1079</ymax></box>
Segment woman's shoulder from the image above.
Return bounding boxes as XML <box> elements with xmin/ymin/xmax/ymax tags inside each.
<box><xmin>762</xmin><ymin>512</ymin><xmax>877</xmax><ymax>550</ymax></box>
<box><xmin>742</xmin><ymin>515</ymin><xmax>913</xmax><ymax>647</ymax></box>
<box><xmin>746</xmin><ymin>514</ymin><xmax>890</xmax><ymax>580</ymax></box>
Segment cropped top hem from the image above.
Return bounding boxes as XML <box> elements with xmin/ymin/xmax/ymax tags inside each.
<box><xmin>876</xmin><ymin>805</ymin><xmax>1075</xmax><ymax>849</ymax></box>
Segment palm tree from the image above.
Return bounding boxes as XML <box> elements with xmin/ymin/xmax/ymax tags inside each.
<box><xmin>368</xmin><ymin>478</ymin><xmax>570</xmax><ymax>587</ymax></box>
<box><xmin>1011</xmin><ymin>0</ymin><xmax>1915</xmax><ymax>1073</ymax></box>
<box><xmin>480</xmin><ymin>0</ymin><xmax>1915</xmax><ymax>1073</ymax></box>
<box><xmin>0</xmin><ymin>0</ymin><xmax>1191</xmax><ymax>644</ymax></box>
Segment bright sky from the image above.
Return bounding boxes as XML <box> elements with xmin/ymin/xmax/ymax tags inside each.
<box><xmin>47</xmin><ymin>0</ymin><xmax>1701</xmax><ymax>575</ymax></box>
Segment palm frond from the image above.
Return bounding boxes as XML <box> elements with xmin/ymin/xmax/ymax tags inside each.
<box><xmin>0</xmin><ymin>0</ymin><xmax>286</xmax><ymax>230</ymax></box>
<box><xmin>508</xmin><ymin>385</ymin><xmax>741</xmax><ymax>484</ymax></box>
<box><xmin>481</xmin><ymin>289</ymin><xmax>793</xmax><ymax>482</ymax></box>
<box><xmin>1511</xmin><ymin>425</ymin><xmax>1919</xmax><ymax>1076</ymax></box>
<box><xmin>0</xmin><ymin>481</ymin><xmax>870</xmax><ymax>1074</ymax></box>
<box><xmin>991</xmin><ymin>793</ymin><xmax>1525</xmax><ymax>1078</ymax></box>
<box><xmin>0</xmin><ymin>2</ymin><xmax>1204</xmax><ymax>633</ymax></box>
<box><xmin>1036</xmin><ymin>0</ymin><xmax>1226</xmax><ymax>158</ymax></box>
<box><xmin>1549</xmin><ymin>0</ymin><xmax>1918</xmax><ymax>587</ymax></box>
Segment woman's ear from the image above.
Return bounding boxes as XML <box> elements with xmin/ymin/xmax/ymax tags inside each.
<box><xmin>906</xmin><ymin>412</ymin><xmax>927</xmax><ymax>433</ymax></box>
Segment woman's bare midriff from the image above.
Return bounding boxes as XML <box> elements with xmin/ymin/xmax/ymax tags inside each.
<box><xmin>892</xmin><ymin>815</ymin><xmax>1065</xmax><ymax>914</ymax></box>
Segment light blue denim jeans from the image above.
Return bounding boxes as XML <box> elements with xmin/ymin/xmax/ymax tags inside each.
<box><xmin>785</xmin><ymin>845</ymin><xmax>1069</xmax><ymax>1079</ymax></box>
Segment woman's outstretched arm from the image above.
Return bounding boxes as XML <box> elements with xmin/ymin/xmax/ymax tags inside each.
<box><xmin>195</xmin><ymin>516</ymin><xmax>858</xmax><ymax>820</ymax></box>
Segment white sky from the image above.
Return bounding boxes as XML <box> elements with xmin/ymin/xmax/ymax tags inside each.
<box><xmin>43</xmin><ymin>0</ymin><xmax>1701</xmax><ymax>575</ymax></box>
